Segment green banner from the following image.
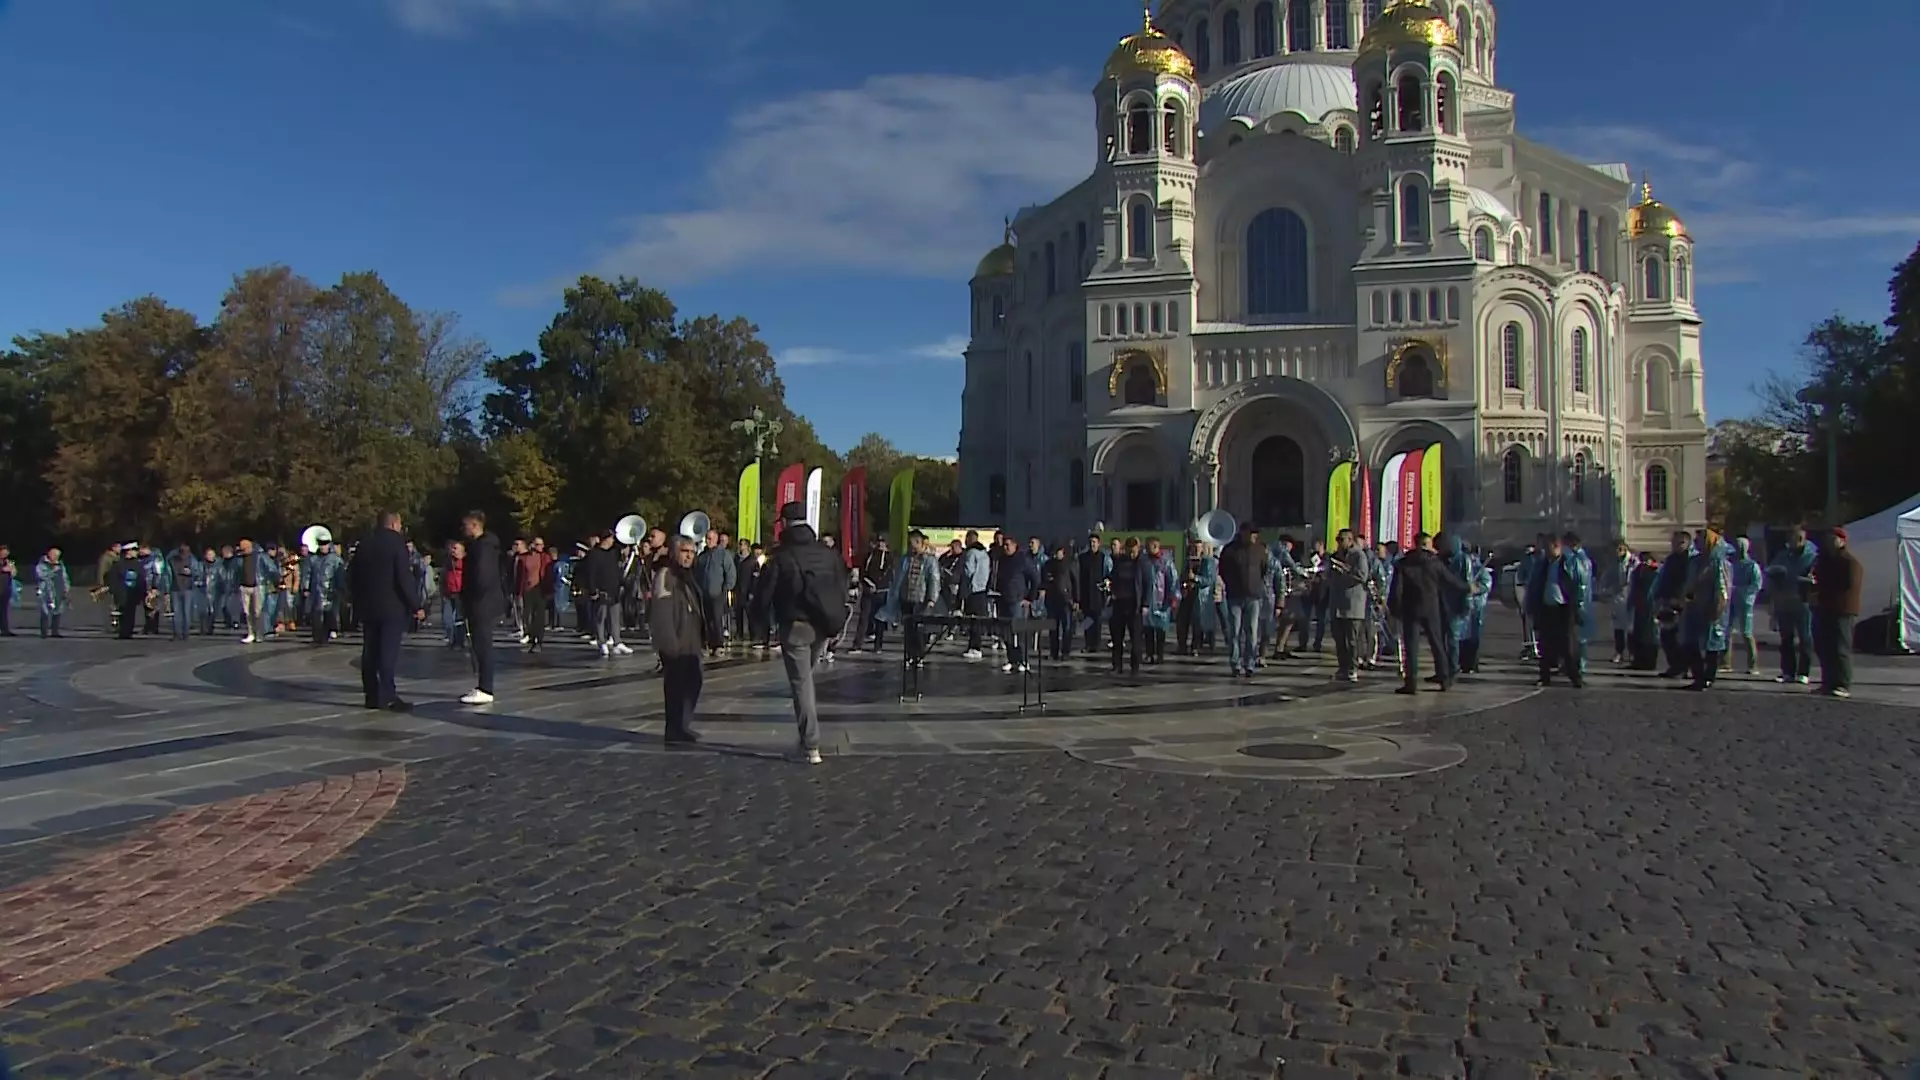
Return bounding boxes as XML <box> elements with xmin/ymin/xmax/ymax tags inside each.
<box><xmin>888</xmin><ymin>468</ymin><xmax>914</xmax><ymax>548</ymax></box>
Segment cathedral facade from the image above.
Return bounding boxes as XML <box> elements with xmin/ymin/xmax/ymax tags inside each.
<box><xmin>957</xmin><ymin>0</ymin><xmax>1709</xmax><ymax>551</ymax></box>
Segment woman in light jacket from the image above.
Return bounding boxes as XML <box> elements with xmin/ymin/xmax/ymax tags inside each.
<box><xmin>35</xmin><ymin>548</ymin><xmax>70</xmax><ymax>638</ymax></box>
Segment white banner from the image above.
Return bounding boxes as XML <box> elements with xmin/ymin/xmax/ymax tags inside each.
<box><xmin>804</xmin><ymin>467</ymin><xmax>824</xmax><ymax>533</ymax></box>
<box><xmin>1379</xmin><ymin>452</ymin><xmax>1408</xmax><ymax>547</ymax></box>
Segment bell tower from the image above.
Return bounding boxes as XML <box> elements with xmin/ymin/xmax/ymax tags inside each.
<box><xmin>1353</xmin><ymin>0</ymin><xmax>1472</xmax><ymax>260</ymax></box>
<box><xmin>1091</xmin><ymin>5</ymin><xmax>1200</xmax><ymax>275</ymax></box>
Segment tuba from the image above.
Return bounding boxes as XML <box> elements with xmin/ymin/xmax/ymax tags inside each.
<box><xmin>1192</xmin><ymin>508</ymin><xmax>1237</xmax><ymax>548</ymax></box>
<box><xmin>678</xmin><ymin>511</ymin><xmax>711</xmax><ymax>549</ymax></box>
<box><xmin>300</xmin><ymin>524</ymin><xmax>332</xmax><ymax>552</ymax></box>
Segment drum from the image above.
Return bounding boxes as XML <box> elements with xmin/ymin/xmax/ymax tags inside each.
<box><xmin>1496</xmin><ymin>563</ymin><xmax>1522</xmax><ymax>609</ymax></box>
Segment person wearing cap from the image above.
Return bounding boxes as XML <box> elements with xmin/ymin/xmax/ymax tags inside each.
<box><xmin>1812</xmin><ymin>525</ymin><xmax>1863</xmax><ymax>699</ymax></box>
<box><xmin>754</xmin><ymin>501</ymin><xmax>849</xmax><ymax>764</ymax></box>
<box><xmin>303</xmin><ymin>537</ymin><xmax>346</xmax><ymax>645</ymax></box>
<box><xmin>108</xmin><ymin>543</ymin><xmax>146</xmax><ymax>640</ymax></box>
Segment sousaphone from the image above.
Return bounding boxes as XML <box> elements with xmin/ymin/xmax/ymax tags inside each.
<box><xmin>1192</xmin><ymin>508</ymin><xmax>1236</xmax><ymax>548</ymax></box>
<box><xmin>613</xmin><ymin>514</ymin><xmax>648</xmax><ymax>546</ymax></box>
<box><xmin>678</xmin><ymin>510</ymin><xmax>711</xmax><ymax>549</ymax></box>
<box><xmin>300</xmin><ymin>524</ymin><xmax>333</xmax><ymax>551</ymax></box>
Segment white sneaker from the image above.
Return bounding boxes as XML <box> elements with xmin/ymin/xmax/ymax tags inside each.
<box><xmin>1001</xmin><ymin>662</ymin><xmax>1014</xmax><ymax>673</ymax></box>
<box><xmin>790</xmin><ymin>744</ymin><xmax>822</xmax><ymax>765</ymax></box>
<box><xmin>613</xmin><ymin>643</ymin><xmax>633</xmax><ymax>656</ymax></box>
<box><xmin>599</xmin><ymin>643</ymin><xmax>611</xmax><ymax>658</ymax></box>
<box><xmin>519</xmin><ymin>634</ymin><xmax>531</xmax><ymax>645</ymax></box>
<box><xmin>1015</xmin><ymin>663</ymin><xmax>1029</xmax><ymax>673</ymax></box>
<box><xmin>241</xmin><ymin>635</ymin><xmax>256</xmax><ymax>644</ymax></box>
<box><xmin>460</xmin><ymin>689</ymin><xmax>494</xmax><ymax>705</ymax></box>
<box><xmin>963</xmin><ymin>649</ymin><xmax>983</xmax><ymax>661</ymax></box>
<box><xmin>1795</xmin><ymin>675</ymin><xmax>1810</xmax><ymax>685</ymax></box>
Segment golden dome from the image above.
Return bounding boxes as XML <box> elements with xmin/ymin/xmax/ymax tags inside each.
<box><xmin>1627</xmin><ymin>180</ymin><xmax>1690</xmax><ymax>240</ymax></box>
<box><xmin>974</xmin><ymin>220</ymin><xmax>1016</xmax><ymax>279</ymax></box>
<box><xmin>1358</xmin><ymin>0</ymin><xmax>1459</xmax><ymax>55</ymax></box>
<box><xmin>1103</xmin><ymin>9</ymin><xmax>1195</xmax><ymax>83</ymax></box>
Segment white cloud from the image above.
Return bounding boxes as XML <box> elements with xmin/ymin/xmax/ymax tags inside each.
<box><xmin>1544</xmin><ymin>123</ymin><xmax>1919</xmax><ymax>251</ymax></box>
<box><xmin>383</xmin><ymin>0</ymin><xmax>668</xmax><ymax>34</ymax></box>
<box><xmin>580</xmin><ymin>73</ymin><xmax>1089</xmax><ymax>287</ymax></box>
<box><xmin>776</xmin><ymin>336</ymin><xmax>968</xmax><ymax>368</ymax></box>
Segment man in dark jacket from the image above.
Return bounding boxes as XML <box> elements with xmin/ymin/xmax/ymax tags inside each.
<box><xmin>694</xmin><ymin>530</ymin><xmax>737</xmax><ymax>657</ymax></box>
<box><xmin>755</xmin><ymin>502</ymin><xmax>848</xmax><ymax>764</ymax></box>
<box><xmin>1076</xmin><ymin>535</ymin><xmax>1110</xmax><ymax>654</ymax></box>
<box><xmin>457</xmin><ymin>512</ymin><xmax>506</xmax><ymax>706</ymax></box>
<box><xmin>1812</xmin><ymin>525</ymin><xmax>1863</xmax><ymax>698</ymax></box>
<box><xmin>991</xmin><ymin>534</ymin><xmax>1040</xmax><ymax>674</ymax></box>
<box><xmin>349</xmin><ymin>512</ymin><xmax>423</xmax><ymax>711</ymax></box>
<box><xmin>1107</xmin><ymin>538</ymin><xmax>1146</xmax><ymax>675</ymax></box>
<box><xmin>648</xmin><ymin>535</ymin><xmax>709</xmax><ymax>745</ymax></box>
<box><xmin>581</xmin><ymin>534</ymin><xmax>626</xmax><ymax>658</ymax></box>
<box><xmin>1386</xmin><ymin>532</ymin><xmax>1464</xmax><ymax>694</ymax></box>
<box><xmin>108</xmin><ymin>543</ymin><xmax>146</xmax><ymax>640</ymax></box>
<box><xmin>1218</xmin><ymin>522</ymin><xmax>1269</xmax><ymax>677</ymax></box>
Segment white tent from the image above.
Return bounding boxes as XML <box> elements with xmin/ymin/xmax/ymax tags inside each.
<box><xmin>1840</xmin><ymin>491</ymin><xmax>1920</xmax><ymax>624</ymax></box>
<box><xmin>1901</xmin><ymin>505</ymin><xmax>1920</xmax><ymax>650</ymax></box>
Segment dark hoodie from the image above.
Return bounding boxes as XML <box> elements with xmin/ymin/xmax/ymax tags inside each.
<box><xmin>756</xmin><ymin>522</ymin><xmax>849</xmax><ymax>637</ymax></box>
<box><xmin>1387</xmin><ymin>546</ymin><xmax>1464</xmax><ymax>624</ymax></box>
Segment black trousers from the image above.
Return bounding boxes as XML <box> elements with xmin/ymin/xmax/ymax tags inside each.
<box><xmin>0</xmin><ymin>597</ymin><xmax>11</xmax><ymax>635</ymax></box>
<box><xmin>470</xmin><ymin>614</ymin><xmax>496</xmax><ymax>692</ymax></box>
<box><xmin>361</xmin><ymin>617</ymin><xmax>404</xmax><ymax>706</ymax></box>
<box><xmin>1400</xmin><ymin>616</ymin><xmax>1450</xmax><ymax>689</ymax></box>
<box><xmin>116</xmin><ymin>601</ymin><xmax>139</xmax><ymax>639</ymax></box>
<box><xmin>522</xmin><ymin>595</ymin><xmax>547</xmax><ymax>645</ymax></box>
<box><xmin>1109</xmin><ymin>600</ymin><xmax>1141</xmax><ymax>672</ymax></box>
<box><xmin>1814</xmin><ymin>612</ymin><xmax>1855</xmax><ymax>692</ymax></box>
<box><xmin>661</xmin><ymin>653</ymin><xmax>703</xmax><ymax>735</ymax></box>
<box><xmin>309</xmin><ymin>609</ymin><xmax>337</xmax><ymax>645</ymax></box>
<box><xmin>1534</xmin><ymin>604</ymin><xmax>1581</xmax><ymax>685</ymax></box>
<box><xmin>702</xmin><ymin>592</ymin><xmax>728</xmax><ymax>650</ymax></box>
<box><xmin>1081</xmin><ymin>597</ymin><xmax>1105</xmax><ymax>651</ymax></box>
<box><xmin>964</xmin><ymin>591</ymin><xmax>990</xmax><ymax>651</ymax></box>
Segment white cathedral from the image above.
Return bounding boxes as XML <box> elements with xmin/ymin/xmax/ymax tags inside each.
<box><xmin>957</xmin><ymin>0</ymin><xmax>1709</xmax><ymax>551</ymax></box>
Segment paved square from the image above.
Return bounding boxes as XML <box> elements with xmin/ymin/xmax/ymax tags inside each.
<box><xmin>1</xmin><ymin>614</ymin><xmax>1916</xmax><ymax>1078</ymax></box>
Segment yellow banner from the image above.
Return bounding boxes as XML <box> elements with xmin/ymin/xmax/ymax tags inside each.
<box><xmin>1326</xmin><ymin>461</ymin><xmax>1352</xmax><ymax>535</ymax></box>
<box><xmin>1420</xmin><ymin>442</ymin><xmax>1443</xmax><ymax>535</ymax></box>
<box><xmin>737</xmin><ymin>462</ymin><xmax>761</xmax><ymax>544</ymax></box>
<box><xmin>888</xmin><ymin>468</ymin><xmax>914</xmax><ymax>549</ymax></box>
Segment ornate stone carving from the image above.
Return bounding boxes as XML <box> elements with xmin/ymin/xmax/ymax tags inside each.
<box><xmin>1109</xmin><ymin>345</ymin><xmax>1171</xmax><ymax>398</ymax></box>
<box><xmin>1383</xmin><ymin>336</ymin><xmax>1450</xmax><ymax>393</ymax></box>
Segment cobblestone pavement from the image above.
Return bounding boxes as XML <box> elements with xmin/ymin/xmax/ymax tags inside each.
<box><xmin>2</xmin><ymin>683</ymin><xmax>1916</xmax><ymax>1079</ymax></box>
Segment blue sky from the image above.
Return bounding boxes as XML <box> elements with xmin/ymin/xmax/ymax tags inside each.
<box><xmin>2</xmin><ymin>0</ymin><xmax>1915</xmax><ymax>459</ymax></box>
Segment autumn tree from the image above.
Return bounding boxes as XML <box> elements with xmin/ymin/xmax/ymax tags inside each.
<box><xmin>39</xmin><ymin>298</ymin><xmax>205</xmax><ymax>540</ymax></box>
<box><xmin>0</xmin><ymin>345</ymin><xmax>58</xmax><ymax>555</ymax></box>
<box><xmin>491</xmin><ymin>431</ymin><xmax>562</xmax><ymax>534</ymax></box>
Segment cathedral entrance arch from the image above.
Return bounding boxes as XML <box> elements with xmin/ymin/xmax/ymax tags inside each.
<box><xmin>1091</xmin><ymin>428</ymin><xmax>1170</xmax><ymax>532</ymax></box>
<box><xmin>1250</xmin><ymin>436</ymin><xmax>1307</xmax><ymax>527</ymax></box>
<box><xmin>1190</xmin><ymin>376</ymin><xmax>1359</xmax><ymax>536</ymax></box>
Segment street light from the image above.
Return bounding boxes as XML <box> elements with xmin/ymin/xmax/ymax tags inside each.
<box><xmin>730</xmin><ymin>407</ymin><xmax>783</xmax><ymax>540</ymax></box>
<box><xmin>1795</xmin><ymin>385</ymin><xmax>1840</xmax><ymax>525</ymax></box>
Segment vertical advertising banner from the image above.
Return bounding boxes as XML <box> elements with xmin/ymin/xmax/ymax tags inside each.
<box><xmin>1420</xmin><ymin>443</ymin><xmax>1443</xmax><ymax>536</ymax></box>
<box><xmin>1326</xmin><ymin>462</ymin><xmax>1353</xmax><ymax>535</ymax></box>
<box><xmin>803</xmin><ymin>468</ymin><xmax>824</xmax><ymax>533</ymax></box>
<box><xmin>1359</xmin><ymin>463</ymin><xmax>1374</xmax><ymax>543</ymax></box>
<box><xmin>736</xmin><ymin>462</ymin><xmax>761</xmax><ymax>544</ymax></box>
<box><xmin>772</xmin><ymin>463</ymin><xmax>805</xmax><ymax>542</ymax></box>
<box><xmin>888</xmin><ymin>469</ymin><xmax>915</xmax><ymax>555</ymax></box>
<box><xmin>1378</xmin><ymin>453</ymin><xmax>1407</xmax><ymax>547</ymax></box>
<box><xmin>839</xmin><ymin>467</ymin><xmax>867</xmax><ymax>568</ymax></box>
<box><xmin>1398</xmin><ymin>448</ymin><xmax>1424</xmax><ymax>545</ymax></box>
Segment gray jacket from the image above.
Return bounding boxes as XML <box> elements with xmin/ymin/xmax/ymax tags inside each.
<box><xmin>1324</xmin><ymin>546</ymin><xmax>1372</xmax><ymax>620</ymax></box>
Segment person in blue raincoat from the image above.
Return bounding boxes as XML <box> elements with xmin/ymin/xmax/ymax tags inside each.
<box><xmin>1186</xmin><ymin>543</ymin><xmax>1221</xmax><ymax>653</ymax></box>
<box><xmin>302</xmin><ymin>538</ymin><xmax>347</xmax><ymax>645</ymax></box>
<box><xmin>1725</xmin><ymin>536</ymin><xmax>1762</xmax><ymax>676</ymax></box>
<box><xmin>1563</xmin><ymin>531</ymin><xmax>1597</xmax><ymax>677</ymax></box>
<box><xmin>1437</xmin><ymin>534</ymin><xmax>1472</xmax><ymax>676</ymax></box>
<box><xmin>35</xmin><ymin>548</ymin><xmax>70</xmax><ymax>638</ymax></box>
<box><xmin>1681</xmin><ymin>528</ymin><xmax>1732</xmax><ymax>690</ymax></box>
<box><xmin>1596</xmin><ymin>540</ymin><xmax>1637</xmax><ymax>664</ymax></box>
<box><xmin>1141</xmin><ymin>536</ymin><xmax>1179</xmax><ymax>665</ymax></box>
<box><xmin>1457</xmin><ymin>545</ymin><xmax>1493</xmax><ymax>673</ymax></box>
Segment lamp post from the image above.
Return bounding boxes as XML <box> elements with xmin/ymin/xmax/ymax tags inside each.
<box><xmin>730</xmin><ymin>407</ymin><xmax>783</xmax><ymax>538</ymax></box>
<box><xmin>1795</xmin><ymin>385</ymin><xmax>1840</xmax><ymax>526</ymax></box>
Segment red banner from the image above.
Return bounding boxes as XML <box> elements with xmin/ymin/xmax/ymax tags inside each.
<box><xmin>1397</xmin><ymin>448</ymin><xmax>1424</xmax><ymax>546</ymax></box>
<box><xmin>1359</xmin><ymin>465</ymin><xmax>1374</xmax><ymax>543</ymax></box>
<box><xmin>839</xmin><ymin>466</ymin><xmax>867</xmax><ymax>567</ymax></box>
<box><xmin>772</xmin><ymin>463</ymin><xmax>805</xmax><ymax>542</ymax></box>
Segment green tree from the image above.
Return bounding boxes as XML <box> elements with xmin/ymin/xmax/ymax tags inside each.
<box><xmin>40</xmin><ymin>297</ymin><xmax>205</xmax><ymax>541</ymax></box>
<box><xmin>837</xmin><ymin>433</ymin><xmax>960</xmax><ymax>534</ymax></box>
<box><xmin>1707</xmin><ymin>419</ymin><xmax>1814</xmax><ymax>535</ymax></box>
<box><xmin>1756</xmin><ymin>315</ymin><xmax>1897</xmax><ymax>523</ymax></box>
<box><xmin>491</xmin><ymin>431</ymin><xmax>562</xmax><ymax>535</ymax></box>
<box><xmin>0</xmin><ymin>345</ymin><xmax>58</xmax><ymax>555</ymax></box>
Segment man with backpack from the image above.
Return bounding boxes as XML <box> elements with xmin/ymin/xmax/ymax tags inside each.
<box><xmin>756</xmin><ymin>501</ymin><xmax>849</xmax><ymax>764</ymax></box>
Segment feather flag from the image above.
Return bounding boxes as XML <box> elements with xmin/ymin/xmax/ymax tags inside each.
<box><xmin>772</xmin><ymin>463</ymin><xmax>805</xmax><ymax>542</ymax></box>
<box><xmin>1326</xmin><ymin>462</ymin><xmax>1353</xmax><ymax>535</ymax></box>
<box><xmin>803</xmin><ymin>468</ymin><xmax>824</xmax><ymax>533</ymax></box>
<box><xmin>839</xmin><ymin>467</ymin><xmax>867</xmax><ymax>568</ymax></box>
<box><xmin>1379</xmin><ymin>453</ymin><xmax>1406</xmax><ymax>546</ymax></box>
<box><xmin>1420</xmin><ymin>443</ymin><xmax>1443</xmax><ymax>535</ymax></box>
<box><xmin>888</xmin><ymin>468</ymin><xmax>915</xmax><ymax>552</ymax></box>
<box><xmin>736</xmin><ymin>462</ymin><xmax>761</xmax><ymax>544</ymax></box>
<box><xmin>1398</xmin><ymin>449</ymin><xmax>1424</xmax><ymax>545</ymax></box>
<box><xmin>1360</xmin><ymin>463</ymin><xmax>1374</xmax><ymax>543</ymax></box>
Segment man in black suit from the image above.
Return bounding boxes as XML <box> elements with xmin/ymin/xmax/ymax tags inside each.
<box><xmin>457</xmin><ymin>511</ymin><xmax>507</xmax><ymax>706</ymax></box>
<box><xmin>349</xmin><ymin>511</ymin><xmax>423</xmax><ymax>711</ymax></box>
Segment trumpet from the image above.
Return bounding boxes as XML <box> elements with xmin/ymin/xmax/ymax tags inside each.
<box><xmin>144</xmin><ymin>588</ymin><xmax>162</xmax><ymax>614</ymax></box>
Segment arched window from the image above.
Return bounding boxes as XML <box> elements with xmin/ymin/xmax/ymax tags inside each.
<box><xmin>1245</xmin><ymin>207</ymin><xmax>1311</xmax><ymax>318</ymax></box>
<box><xmin>1576</xmin><ymin>208</ymin><xmax>1592</xmax><ymax>271</ymax></box>
<box><xmin>1455</xmin><ymin>6</ymin><xmax>1470</xmax><ymax>61</ymax></box>
<box><xmin>1333</xmin><ymin>127</ymin><xmax>1355</xmax><ymax>153</ymax></box>
<box><xmin>1572</xmin><ymin>452</ymin><xmax>1588</xmax><ymax>504</ymax></box>
<box><xmin>1644</xmin><ymin>463</ymin><xmax>1670</xmax><ymax>513</ymax></box>
<box><xmin>1365</xmin><ymin>83</ymin><xmax>1385</xmax><ymax>137</ymax></box>
<box><xmin>1123</xmin><ymin>362</ymin><xmax>1158</xmax><ymax>406</ymax></box>
<box><xmin>1397</xmin><ymin>350</ymin><xmax>1436</xmax><ymax>398</ymax></box>
<box><xmin>1646</xmin><ymin>358</ymin><xmax>1670</xmax><ymax>412</ymax></box>
<box><xmin>1222</xmin><ymin>8</ymin><xmax>1243</xmax><ymax>64</ymax></box>
<box><xmin>1370</xmin><ymin>291</ymin><xmax>1386</xmax><ymax>324</ymax></box>
<box><xmin>1501</xmin><ymin>322</ymin><xmax>1523</xmax><ymax>389</ymax></box>
<box><xmin>1400</xmin><ymin>180</ymin><xmax>1427</xmax><ymax>243</ymax></box>
<box><xmin>1537</xmin><ymin>192</ymin><xmax>1553</xmax><ymax>255</ymax></box>
<box><xmin>1068</xmin><ymin>342</ymin><xmax>1085</xmax><ymax>403</ymax></box>
<box><xmin>1128</xmin><ymin>199</ymin><xmax>1153</xmax><ymax>258</ymax></box>
<box><xmin>1194</xmin><ymin>19</ymin><xmax>1212</xmax><ymax>72</ymax></box>
<box><xmin>1288</xmin><ymin>0</ymin><xmax>1313</xmax><ymax>50</ymax></box>
<box><xmin>1675</xmin><ymin>254</ymin><xmax>1691</xmax><ymax>300</ymax></box>
<box><xmin>1395</xmin><ymin>74</ymin><xmax>1425</xmax><ymax>131</ymax></box>
<box><xmin>1133</xmin><ymin>302</ymin><xmax>1146</xmax><ymax>331</ymax></box>
<box><xmin>1509</xmin><ymin>231</ymin><xmax>1524</xmax><ymax>263</ymax></box>
<box><xmin>1044</xmin><ymin>242</ymin><xmax>1057</xmax><ymax>298</ymax></box>
<box><xmin>1436</xmin><ymin>72</ymin><xmax>1457</xmax><ymax>134</ymax></box>
<box><xmin>1473</xmin><ymin>227</ymin><xmax>1493</xmax><ymax>261</ymax></box>
<box><xmin>1474</xmin><ymin>23</ymin><xmax>1488</xmax><ymax>70</ymax></box>
<box><xmin>1117</xmin><ymin>304</ymin><xmax>1129</xmax><ymax>334</ymax></box>
<box><xmin>1167</xmin><ymin>301</ymin><xmax>1180</xmax><ymax>332</ymax></box>
<box><xmin>1446</xmin><ymin>287</ymin><xmax>1460</xmax><ymax>320</ymax></box>
<box><xmin>1326</xmin><ymin>0</ymin><xmax>1351</xmax><ymax>49</ymax></box>
<box><xmin>1571</xmin><ymin>327</ymin><xmax>1589</xmax><ymax>395</ymax></box>
<box><xmin>1253</xmin><ymin>2</ymin><xmax>1276</xmax><ymax>56</ymax></box>
<box><xmin>1427</xmin><ymin>288</ymin><xmax>1441</xmax><ymax>321</ymax></box>
<box><xmin>1069</xmin><ymin>459</ymin><xmax>1086</xmax><ymax>507</ymax></box>
<box><xmin>1099</xmin><ymin>304</ymin><xmax>1112</xmax><ymax>336</ymax></box>
<box><xmin>1643</xmin><ymin>255</ymin><xmax>1664</xmax><ymax>300</ymax></box>
<box><xmin>1164</xmin><ymin>102</ymin><xmax>1184</xmax><ymax>156</ymax></box>
<box><xmin>1126</xmin><ymin>103</ymin><xmax>1152</xmax><ymax>155</ymax></box>
<box><xmin>1390</xmin><ymin>290</ymin><xmax>1404</xmax><ymax>322</ymax></box>
<box><xmin>1502</xmin><ymin>448</ymin><xmax>1524</xmax><ymax>505</ymax></box>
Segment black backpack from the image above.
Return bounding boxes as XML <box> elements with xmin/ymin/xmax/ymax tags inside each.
<box><xmin>783</xmin><ymin>546</ymin><xmax>848</xmax><ymax>635</ymax></box>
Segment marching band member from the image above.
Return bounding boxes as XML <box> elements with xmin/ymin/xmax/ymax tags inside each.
<box><xmin>882</xmin><ymin>530</ymin><xmax>941</xmax><ymax>667</ymax></box>
<box><xmin>1075</xmin><ymin>534</ymin><xmax>1111</xmax><ymax>654</ymax></box>
<box><xmin>1598</xmin><ymin>540</ymin><xmax>1637</xmax><ymax>664</ymax></box>
<box><xmin>1107</xmin><ymin>537</ymin><xmax>1145</xmax><ymax>675</ymax></box>
<box><xmin>1458</xmin><ymin>545</ymin><xmax>1493</xmax><ymax>674</ymax></box>
<box><xmin>1680</xmin><ymin>528</ymin><xmax>1732</xmax><ymax>690</ymax></box>
<box><xmin>1651</xmin><ymin>531</ymin><xmax>1693</xmax><ymax>677</ymax></box>
<box><xmin>1141</xmin><ymin>536</ymin><xmax>1178</xmax><ymax>665</ymax></box>
<box><xmin>303</xmin><ymin>536</ymin><xmax>346</xmax><ymax>644</ymax></box>
<box><xmin>1726</xmin><ymin>537</ymin><xmax>1763</xmax><ymax>675</ymax></box>
<box><xmin>1041</xmin><ymin>541</ymin><xmax>1078</xmax><ymax>661</ymax></box>
<box><xmin>34</xmin><ymin>547</ymin><xmax>69</xmax><ymax>638</ymax></box>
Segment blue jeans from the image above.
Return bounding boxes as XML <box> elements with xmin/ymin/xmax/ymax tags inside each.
<box><xmin>1225</xmin><ymin>598</ymin><xmax>1262</xmax><ymax>672</ymax></box>
<box><xmin>443</xmin><ymin>594</ymin><xmax>465</xmax><ymax>647</ymax></box>
<box><xmin>169</xmin><ymin>592</ymin><xmax>192</xmax><ymax>639</ymax></box>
